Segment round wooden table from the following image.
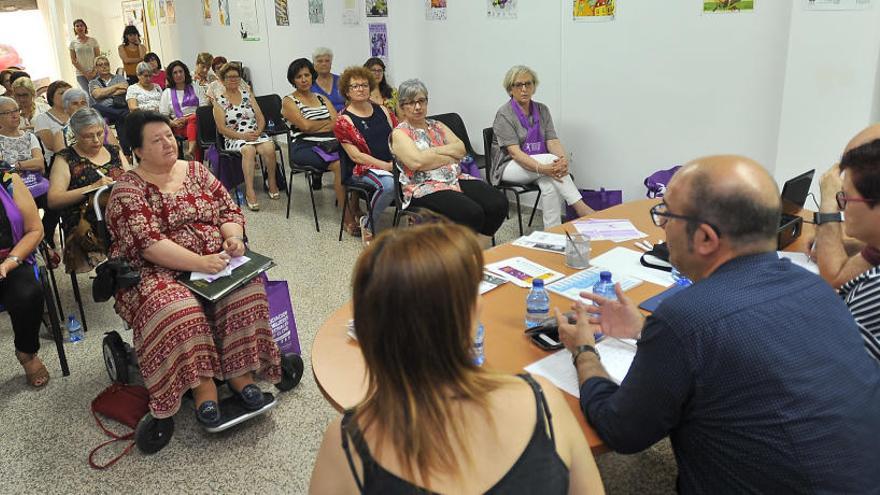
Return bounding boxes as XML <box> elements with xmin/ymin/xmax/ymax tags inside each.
<box><xmin>311</xmin><ymin>199</ymin><xmax>814</xmax><ymax>453</ymax></box>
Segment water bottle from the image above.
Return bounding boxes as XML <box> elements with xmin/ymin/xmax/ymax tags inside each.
<box><xmin>671</xmin><ymin>267</ymin><xmax>693</xmax><ymax>287</ymax></box>
<box><xmin>67</xmin><ymin>314</ymin><xmax>83</xmax><ymax>343</ymax></box>
<box><xmin>472</xmin><ymin>323</ymin><xmax>485</xmax><ymax>366</ymax></box>
<box><xmin>591</xmin><ymin>271</ymin><xmax>617</xmax><ymax>340</ymax></box>
<box><xmin>525</xmin><ymin>279</ymin><xmax>550</xmax><ymax>329</ymax></box>
<box><xmin>235</xmin><ymin>188</ymin><xmax>245</xmax><ymax>205</ymax></box>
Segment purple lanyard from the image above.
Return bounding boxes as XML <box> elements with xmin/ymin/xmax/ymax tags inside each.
<box><xmin>170</xmin><ymin>85</ymin><xmax>198</xmax><ymax>118</ymax></box>
<box><xmin>509</xmin><ymin>98</ymin><xmax>547</xmax><ymax>155</ymax></box>
<box><xmin>0</xmin><ymin>176</ymin><xmax>33</xmax><ymax>264</ymax></box>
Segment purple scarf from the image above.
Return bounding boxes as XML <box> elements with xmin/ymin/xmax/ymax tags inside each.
<box><xmin>170</xmin><ymin>85</ymin><xmax>199</xmax><ymax>118</ymax></box>
<box><xmin>0</xmin><ymin>177</ymin><xmax>34</xmax><ymax>265</ymax></box>
<box><xmin>510</xmin><ymin>98</ymin><xmax>547</xmax><ymax>155</ymax></box>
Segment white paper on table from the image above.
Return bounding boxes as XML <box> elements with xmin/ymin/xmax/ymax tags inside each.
<box><xmin>190</xmin><ymin>255</ymin><xmax>251</xmax><ymax>282</ymax></box>
<box><xmin>479</xmin><ymin>271</ymin><xmax>508</xmax><ymax>295</ymax></box>
<box><xmin>590</xmin><ymin>247</ymin><xmax>674</xmax><ymax>287</ymax></box>
<box><xmin>511</xmin><ymin>231</ymin><xmax>567</xmax><ymax>254</ymax></box>
<box><xmin>596</xmin><ymin>338</ymin><xmax>637</xmax><ymax>384</ymax></box>
<box><xmin>778</xmin><ymin>251</ymin><xmax>819</xmax><ymax>275</ymax></box>
<box><xmin>547</xmin><ymin>267</ymin><xmax>643</xmax><ymax>302</ymax></box>
<box><xmin>524</xmin><ymin>350</ymin><xmax>582</xmax><ymax>397</ymax></box>
<box><xmin>572</xmin><ymin>218</ymin><xmax>647</xmax><ymax>242</ymax></box>
<box><xmin>485</xmin><ymin>257</ymin><xmax>565</xmax><ymax>288</ymax></box>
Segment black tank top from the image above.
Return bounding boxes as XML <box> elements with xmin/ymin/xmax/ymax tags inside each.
<box><xmin>342</xmin><ymin>103</ymin><xmax>393</xmax><ymax>162</ymax></box>
<box><xmin>340</xmin><ymin>373</ymin><xmax>569</xmax><ymax>494</ymax></box>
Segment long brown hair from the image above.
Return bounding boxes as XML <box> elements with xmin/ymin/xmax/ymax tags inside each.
<box><xmin>351</xmin><ymin>222</ymin><xmax>499</xmax><ymax>487</ymax></box>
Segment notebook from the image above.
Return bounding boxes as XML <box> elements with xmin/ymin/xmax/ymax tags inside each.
<box><xmin>178</xmin><ymin>250</ymin><xmax>274</xmax><ymax>302</ymax></box>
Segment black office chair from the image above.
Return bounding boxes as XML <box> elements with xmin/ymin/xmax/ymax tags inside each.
<box><xmin>196</xmin><ymin>105</ymin><xmax>243</xmax><ymax>205</ymax></box>
<box><xmin>482</xmin><ymin>127</ymin><xmax>540</xmax><ymax>235</ymax></box>
<box><xmin>337</xmin><ymin>153</ymin><xmax>376</xmax><ymax>241</ymax></box>
<box><xmin>254</xmin><ymin>94</ymin><xmax>289</xmax><ymax>196</ymax></box>
<box><xmin>284</xmin><ymin>123</ymin><xmax>335</xmax><ymax>231</ymax></box>
<box><xmin>429</xmin><ymin>112</ymin><xmax>486</xmax><ymax>176</ymax></box>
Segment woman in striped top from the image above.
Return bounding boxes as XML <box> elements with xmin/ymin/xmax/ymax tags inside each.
<box><xmin>282</xmin><ymin>58</ymin><xmax>356</xmax><ymax>235</ymax></box>
<box><xmin>818</xmin><ymin>129</ymin><xmax>880</xmax><ymax>362</ymax></box>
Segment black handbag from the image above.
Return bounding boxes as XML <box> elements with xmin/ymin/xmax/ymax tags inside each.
<box><xmin>639</xmin><ymin>243</ymin><xmax>673</xmax><ymax>272</ymax></box>
<box><xmin>315</xmin><ymin>138</ymin><xmax>340</xmax><ymax>154</ymax></box>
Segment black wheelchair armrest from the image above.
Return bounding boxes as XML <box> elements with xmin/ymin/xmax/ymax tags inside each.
<box><xmin>93</xmin><ymin>257</ymin><xmax>141</xmax><ymax>302</ymax></box>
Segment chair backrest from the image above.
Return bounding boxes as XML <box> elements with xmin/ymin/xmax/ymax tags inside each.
<box><xmin>254</xmin><ymin>94</ymin><xmax>289</xmax><ymax>133</ymax></box>
<box><xmin>429</xmin><ymin>112</ymin><xmax>478</xmax><ymax>158</ymax></box>
<box><xmin>482</xmin><ymin>127</ymin><xmax>495</xmax><ymax>180</ymax></box>
<box><xmin>195</xmin><ymin>105</ymin><xmax>218</xmax><ymax>149</ymax></box>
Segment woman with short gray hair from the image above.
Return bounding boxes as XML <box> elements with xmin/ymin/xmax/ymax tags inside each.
<box><xmin>61</xmin><ymin>87</ymin><xmax>120</xmax><ymax>149</ymax></box>
<box><xmin>491</xmin><ymin>65</ymin><xmax>593</xmax><ymax>228</ymax></box>
<box><xmin>48</xmin><ymin>107</ymin><xmax>129</xmax><ymax>273</ymax></box>
<box><xmin>390</xmin><ymin>79</ymin><xmax>508</xmax><ymax>240</ymax></box>
<box><xmin>311</xmin><ymin>47</ymin><xmax>344</xmax><ymax>111</ymax></box>
<box><xmin>126</xmin><ymin>61</ymin><xmax>162</xmax><ymax>112</ymax></box>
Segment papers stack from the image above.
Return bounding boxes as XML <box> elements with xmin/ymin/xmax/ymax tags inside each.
<box><xmin>511</xmin><ymin>231</ymin><xmax>566</xmax><ymax>254</ymax></box>
<box><xmin>590</xmin><ymin>247</ymin><xmax>675</xmax><ymax>287</ymax></box>
<box><xmin>190</xmin><ymin>255</ymin><xmax>251</xmax><ymax>282</ymax></box>
<box><xmin>485</xmin><ymin>257</ymin><xmax>565</xmax><ymax>288</ymax></box>
<box><xmin>524</xmin><ymin>338</ymin><xmax>638</xmax><ymax>397</ymax></box>
<box><xmin>572</xmin><ymin>218</ymin><xmax>647</xmax><ymax>243</ymax></box>
<box><xmin>547</xmin><ymin>267</ymin><xmax>642</xmax><ymax>302</ymax></box>
<box><xmin>479</xmin><ymin>271</ymin><xmax>508</xmax><ymax>295</ymax></box>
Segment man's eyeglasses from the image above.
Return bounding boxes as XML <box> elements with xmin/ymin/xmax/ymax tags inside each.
<box><xmin>649</xmin><ymin>202</ymin><xmax>721</xmax><ymax>236</ymax></box>
<box><xmin>512</xmin><ymin>81</ymin><xmax>534</xmax><ymax>90</ymax></box>
<box><xmin>836</xmin><ymin>191</ymin><xmax>877</xmax><ymax>210</ymax></box>
<box><xmin>401</xmin><ymin>98</ymin><xmax>428</xmax><ymax>108</ymax></box>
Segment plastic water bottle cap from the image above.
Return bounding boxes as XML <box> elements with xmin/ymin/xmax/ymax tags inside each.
<box><xmin>532</xmin><ymin>278</ymin><xmax>544</xmax><ymax>288</ymax></box>
<box><xmin>600</xmin><ymin>271</ymin><xmax>612</xmax><ymax>281</ymax></box>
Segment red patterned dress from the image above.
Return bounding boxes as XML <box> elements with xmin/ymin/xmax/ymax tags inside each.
<box><xmin>106</xmin><ymin>161</ymin><xmax>281</xmax><ymax>418</ymax></box>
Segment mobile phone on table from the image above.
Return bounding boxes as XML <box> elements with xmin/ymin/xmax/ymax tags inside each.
<box><xmin>529</xmin><ymin>329</ymin><xmax>564</xmax><ymax>350</ymax></box>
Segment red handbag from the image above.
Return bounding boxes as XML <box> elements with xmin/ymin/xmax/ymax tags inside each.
<box><xmin>88</xmin><ymin>383</ymin><xmax>150</xmax><ymax>469</ymax></box>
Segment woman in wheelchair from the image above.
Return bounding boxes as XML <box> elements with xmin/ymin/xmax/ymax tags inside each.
<box><xmin>0</xmin><ymin>169</ymin><xmax>48</xmax><ymax>387</ymax></box>
<box><xmin>48</xmin><ymin>108</ymin><xmax>129</xmax><ymax>273</ymax></box>
<box><xmin>106</xmin><ymin>110</ymin><xmax>281</xmax><ymax>427</ymax></box>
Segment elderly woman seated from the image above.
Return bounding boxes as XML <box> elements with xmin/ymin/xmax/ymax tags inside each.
<box><xmin>33</xmin><ymin>81</ymin><xmax>72</xmax><ymax>167</ymax></box>
<box><xmin>0</xmin><ymin>169</ymin><xmax>47</xmax><ymax>387</ymax></box>
<box><xmin>205</xmin><ymin>57</ymin><xmax>251</xmax><ymax>103</ymax></box>
<box><xmin>158</xmin><ymin>60</ymin><xmax>207</xmax><ymax>161</ymax></box>
<box><xmin>334</xmin><ymin>66</ymin><xmax>397</xmax><ymax>239</ymax></box>
<box><xmin>310</xmin><ymin>47</ymin><xmax>344</xmax><ymax>112</ymax></box>
<box><xmin>11</xmin><ymin>77</ymin><xmax>49</xmax><ymax>132</ymax></box>
<box><xmin>491</xmin><ymin>65</ymin><xmax>593</xmax><ymax>228</ymax></box>
<box><xmin>213</xmin><ymin>63</ymin><xmax>279</xmax><ymax>211</ymax></box>
<box><xmin>310</xmin><ymin>220</ymin><xmax>603</xmax><ymax>492</ymax></box>
<box><xmin>59</xmin><ymin>88</ymin><xmax>120</xmax><ymax>149</ymax></box>
<box><xmin>126</xmin><ymin>62</ymin><xmax>162</xmax><ymax>113</ymax></box>
<box><xmin>48</xmin><ymin>108</ymin><xmax>129</xmax><ymax>273</ymax></box>
<box><xmin>106</xmin><ymin>110</ymin><xmax>281</xmax><ymax>426</ymax></box>
<box><xmin>390</xmin><ymin>79</ymin><xmax>508</xmax><ymax>242</ymax></box>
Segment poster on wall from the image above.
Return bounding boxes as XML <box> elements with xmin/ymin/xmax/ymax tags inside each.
<box><xmin>166</xmin><ymin>0</ymin><xmax>176</xmax><ymax>24</ymax></box>
<box><xmin>343</xmin><ymin>0</ymin><xmax>360</xmax><ymax>25</ymax></box>
<box><xmin>804</xmin><ymin>0</ymin><xmax>871</xmax><ymax>9</ymax></box>
<box><xmin>702</xmin><ymin>0</ymin><xmax>754</xmax><ymax>13</ymax></box>
<box><xmin>488</xmin><ymin>0</ymin><xmax>517</xmax><ymax>19</ymax></box>
<box><xmin>368</xmin><ymin>23</ymin><xmax>388</xmax><ymax>62</ymax></box>
<box><xmin>219</xmin><ymin>0</ymin><xmax>231</xmax><ymax>25</ymax></box>
<box><xmin>158</xmin><ymin>0</ymin><xmax>166</xmax><ymax>23</ymax></box>
<box><xmin>235</xmin><ymin>0</ymin><xmax>260</xmax><ymax>40</ymax></box>
<box><xmin>146</xmin><ymin>0</ymin><xmax>157</xmax><ymax>26</ymax></box>
<box><xmin>122</xmin><ymin>0</ymin><xmax>151</xmax><ymax>51</ymax></box>
<box><xmin>573</xmin><ymin>0</ymin><xmax>614</xmax><ymax>22</ymax></box>
<box><xmin>426</xmin><ymin>0</ymin><xmax>447</xmax><ymax>20</ymax></box>
<box><xmin>309</xmin><ymin>0</ymin><xmax>325</xmax><ymax>24</ymax></box>
<box><xmin>367</xmin><ymin>0</ymin><xmax>388</xmax><ymax>17</ymax></box>
<box><xmin>203</xmin><ymin>0</ymin><xmax>213</xmax><ymax>24</ymax></box>
<box><xmin>275</xmin><ymin>0</ymin><xmax>290</xmax><ymax>25</ymax></box>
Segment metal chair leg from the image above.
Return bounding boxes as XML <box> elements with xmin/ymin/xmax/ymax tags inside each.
<box><xmin>286</xmin><ymin>169</ymin><xmax>295</xmax><ymax>219</ymax></box>
<box><xmin>69</xmin><ymin>272</ymin><xmax>88</xmax><ymax>333</ymax></box>
<box><xmin>308</xmin><ymin>172</ymin><xmax>320</xmax><ymax>232</ymax></box>
<box><xmin>338</xmin><ymin>190</ymin><xmax>350</xmax><ymax>241</ymax></box>
<box><xmin>527</xmin><ymin>190</ymin><xmax>542</xmax><ymax>227</ymax></box>
<box><xmin>514</xmin><ymin>193</ymin><xmax>524</xmax><ymax>236</ymax></box>
<box><xmin>41</xmin><ymin>267</ymin><xmax>69</xmax><ymax>376</ymax></box>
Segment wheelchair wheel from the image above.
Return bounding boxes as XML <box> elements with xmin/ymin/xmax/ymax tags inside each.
<box><xmin>103</xmin><ymin>331</ymin><xmax>129</xmax><ymax>384</ymax></box>
<box><xmin>135</xmin><ymin>413</ymin><xmax>174</xmax><ymax>454</ymax></box>
<box><xmin>276</xmin><ymin>353</ymin><xmax>304</xmax><ymax>392</ymax></box>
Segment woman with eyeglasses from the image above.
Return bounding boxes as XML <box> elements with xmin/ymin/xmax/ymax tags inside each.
<box><xmin>126</xmin><ymin>62</ymin><xmax>163</xmax><ymax>113</ymax></box>
<box><xmin>491</xmin><ymin>65</ymin><xmax>593</xmax><ymax>228</ymax></box>
<box><xmin>391</xmin><ymin>79</ymin><xmax>508</xmax><ymax>242</ymax></box>
<box><xmin>363</xmin><ymin>57</ymin><xmax>397</xmax><ymax>116</ymax></box>
<box><xmin>10</xmin><ymin>77</ymin><xmax>48</xmax><ymax>133</ymax></box>
<box><xmin>0</xmin><ymin>96</ymin><xmax>49</xmax><ymax>214</ymax></box>
<box><xmin>816</xmin><ymin>134</ymin><xmax>880</xmax><ymax>362</ymax></box>
<box><xmin>48</xmin><ymin>108</ymin><xmax>129</xmax><ymax>273</ymax></box>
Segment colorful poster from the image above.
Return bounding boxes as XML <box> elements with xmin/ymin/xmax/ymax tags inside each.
<box><xmin>202</xmin><ymin>0</ymin><xmax>213</xmax><ymax>24</ymax></box>
<box><xmin>158</xmin><ymin>0</ymin><xmax>166</xmax><ymax>23</ymax></box>
<box><xmin>426</xmin><ymin>0</ymin><xmax>447</xmax><ymax>20</ymax></box>
<box><xmin>804</xmin><ymin>0</ymin><xmax>871</xmax><ymax>9</ymax></box>
<box><xmin>309</xmin><ymin>0</ymin><xmax>325</xmax><ymax>24</ymax></box>
<box><xmin>573</xmin><ymin>0</ymin><xmax>615</xmax><ymax>21</ymax></box>
<box><xmin>368</xmin><ymin>23</ymin><xmax>388</xmax><ymax>62</ymax></box>
<box><xmin>367</xmin><ymin>0</ymin><xmax>388</xmax><ymax>17</ymax></box>
<box><xmin>146</xmin><ymin>0</ymin><xmax>157</xmax><ymax>26</ymax></box>
<box><xmin>488</xmin><ymin>0</ymin><xmax>517</xmax><ymax>19</ymax></box>
<box><xmin>166</xmin><ymin>0</ymin><xmax>176</xmax><ymax>24</ymax></box>
<box><xmin>702</xmin><ymin>0</ymin><xmax>755</xmax><ymax>13</ymax></box>
<box><xmin>235</xmin><ymin>0</ymin><xmax>260</xmax><ymax>40</ymax></box>
<box><xmin>219</xmin><ymin>0</ymin><xmax>231</xmax><ymax>25</ymax></box>
<box><xmin>343</xmin><ymin>0</ymin><xmax>359</xmax><ymax>25</ymax></box>
<box><xmin>275</xmin><ymin>0</ymin><xmax>289</xmax><ymax>25</ymax></box>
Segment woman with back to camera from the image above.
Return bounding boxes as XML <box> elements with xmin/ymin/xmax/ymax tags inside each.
<box><xmin>106</xmin><ymin>110</ymin><xmax>281</xmax><ymax>426</ymax></box>
<box><xmin>391</xmin><ymin>78</ymin><xmax>508</xmax><ymax>243</ymax></box>
<box><xmin>118</xmin><ymin>25</ymin><xmax>146</xmax><ymax>86</ymax></box>
<box><xmin>334</xmin><ymin>66</ymin><xmax>397</xmax><ymax>241</ymax></box>
<box><xmin>491</xmin><ymin>65</ymin><xmax>593</xmax><ymax>228</ymax></box>
<box><xmin>309</xmin><ymin>220</ymin><xmax>604</xmax><ymax>494</ymax></box>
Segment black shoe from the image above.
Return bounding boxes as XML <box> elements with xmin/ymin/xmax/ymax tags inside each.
<box><xmin>235</xmin><ymin>384</ymin><xmax>265</xmax><ymax>411</ymax></box>
<box><xmin>310</xmin><ymin>175</ymin><xmax>323</xmax><ymax>190</ymax></box>
<box><xmin>195</xmin><ymin>400</ymin><xmax>222</xmax><ymax>427</ymax></box>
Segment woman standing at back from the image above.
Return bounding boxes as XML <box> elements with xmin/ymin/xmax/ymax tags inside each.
<box><xmin>118</xmin><ymin>25</ymin><xmax>146</xmax><ymax>85</ymax></box>
<box><xmin>309</xmin><ymin>221</ymin><xmax>604</xmax><ymax>494</ymax></box>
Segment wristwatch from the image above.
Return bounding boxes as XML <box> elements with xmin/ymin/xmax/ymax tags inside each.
<box><xmin>572</xmin><ymin>344</ymin><xmax>600</xmax><ymax>365</ymax></box>
<box><xmin>814</xmin><ymin>212</ymin><xmax>843</xmax><ymax>225</ymax></box>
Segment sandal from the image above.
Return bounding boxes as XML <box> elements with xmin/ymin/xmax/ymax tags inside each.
<box><xmin>358</xmin><ymin>216</ymin><xmax>373</xmax><ymax>246</ymax></box>
<box><xmin>343</xmin><ymin>222</ymin><xmax>362</xmax><ymax>238</ymax></box>
<box><xmin>268</xmin><ymin>190</ymin><xmax>281</xmax><ymax>200</ymax></box>
<box><xmin>15</xmin><ymin>351</ymin><xmax>49</xmax><ymax>388</ymax></box>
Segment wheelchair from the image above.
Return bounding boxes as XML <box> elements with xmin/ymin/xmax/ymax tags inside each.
<box><xmin>89</xmin><ymin>186</ymin><xmax>305</xmax><ymax>454</ymax></box>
